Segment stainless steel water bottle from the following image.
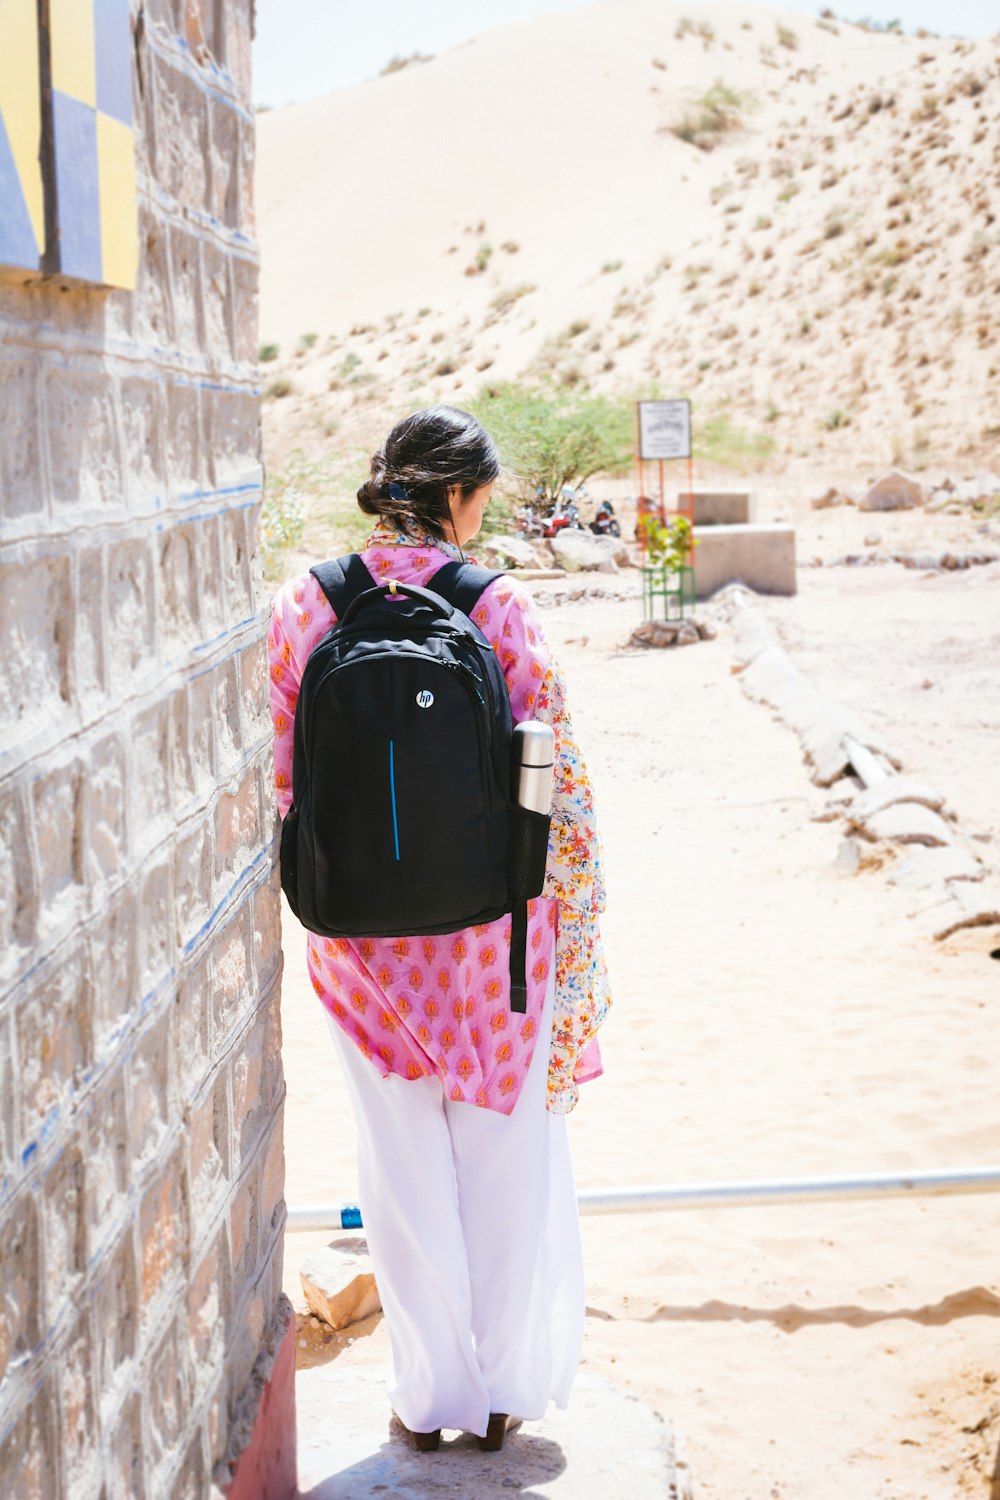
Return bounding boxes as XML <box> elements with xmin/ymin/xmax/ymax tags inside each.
<box><xmin>512</xmin><ymin>721</ymin><xmax>555</xmax><ymax>815</ymax></box>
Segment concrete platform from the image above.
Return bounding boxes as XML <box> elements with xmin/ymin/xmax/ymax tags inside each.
<box><xmin>693</xmin><ymin>522</ymin><xmax>797</xmax><ymax>597</ymax></box>
<box><xmin>679</xmin><ymin>489</ymin><xmax>754</xmax><ymax>525</ymax></box>
<box><xmin>296</xmin><ymin>1365</ymin><xmax>689</xmax><ymax>1499</ymax></box>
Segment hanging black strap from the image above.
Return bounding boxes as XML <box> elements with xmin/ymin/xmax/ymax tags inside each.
<box><xmin>427</xmin><ymin>559</ymin><xmax>503</xmax><ymax>619</ymax></box>
<box><xmin>509</xmin><ymin>902</ymin><xmax>528</xmax><ymax>1014</ymax></box>
<box><xmin>310</xmin><ymin>555</ymin><xmax>377</xmax><ymax>619</ymax></box>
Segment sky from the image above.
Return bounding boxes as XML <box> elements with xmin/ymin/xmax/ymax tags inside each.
<box><xmin>253</xmin><ymin>0</ymin><xmax>995</xmax><ymax>108</ymax></box>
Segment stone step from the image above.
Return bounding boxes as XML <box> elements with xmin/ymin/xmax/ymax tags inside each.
<box><xmin>295</xmin><ymin>1365</ymin><xmax>690</xmax><ymax>1499</ymax></box>
<box><xmin>693</xmin><ymin>523</ymin><xmax>797</xmax><ymax>598</ymax></box>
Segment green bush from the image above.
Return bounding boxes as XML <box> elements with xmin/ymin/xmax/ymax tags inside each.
<box><xmin>468</xmin><ymin>383</ymin><xmax>633</xmax><ymax>509</ymax></box>
<box><xmin>259</xmin><ymin>342</ymin><xmax>280</xmax><ymax>362</ymax></box>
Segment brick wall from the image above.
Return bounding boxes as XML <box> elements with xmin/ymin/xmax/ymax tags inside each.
<box><xmin>0</xmin><ymin>3</ymin><xmax>287</xmax><ymax>1496</ymax></box>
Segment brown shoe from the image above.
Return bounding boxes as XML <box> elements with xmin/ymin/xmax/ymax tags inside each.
<box><xmin>477</xmin><ymin>1413</ymin><xmax>523</xmax><ymax>1452</ymax></box>
<box><xmin>394</xmin><ymin>1417</ymin><xmax>441</xmax><ymax>1452</ymax></box>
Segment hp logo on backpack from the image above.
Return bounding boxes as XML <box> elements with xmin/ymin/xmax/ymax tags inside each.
<box><xmin>416</xmin><ymin>690</ymin><xmax>434</xmax><ymax>709</ymax></box>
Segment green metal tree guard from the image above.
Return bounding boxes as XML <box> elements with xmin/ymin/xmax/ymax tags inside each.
<box><xmin>641</xmin><ymin>561</ymin><xmax>696</xmax><ymax>621</ymax></box>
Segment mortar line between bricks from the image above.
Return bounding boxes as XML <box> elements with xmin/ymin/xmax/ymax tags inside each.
<box><xmin>0</xmin><ymin>616</ymin><xmax>268</xmax><ymax>784</ymax></box>
<box><xmin>0</xmin><ymin>856</ymin><xmax>280</xmax><ymax>1203</ymax></box>
<box><xmin>0</xmin><ymin>316</ymin><xmax>261</xmax><ymax>386</ymax></box>
<box><xmin>0</xmin><ymin>748</ymin><xmax>275</xmax><ymax>1009</ymax></box>
<box><xmin>0</xmin><ymin>1071</ymin><xmax>288</xmax><ymax>1452</ymax></box>
<box><xmin>0</xmin><ymin>488</ymin><xmax>263</xmax><ymax>569</ymax></box>
<box><xmin>145</xmin><ymin>174</ymin><xmax>260</xmax><ymax>264</ymax></box>
<box><xmin>145</xmin><ymin>26</ymin><xmax>256</xmax><ymax>123</ymax></box>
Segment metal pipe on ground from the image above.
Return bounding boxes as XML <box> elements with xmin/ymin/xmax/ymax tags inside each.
<box><xmin>285</xmin><ymin>1165</ymin><xmax>1000</xmax><ymax>1232</ymax></box>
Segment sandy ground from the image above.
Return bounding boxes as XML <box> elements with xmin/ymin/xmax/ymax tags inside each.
<box><xmin>277</xmin><ymin>535</ymin><xmax>1000</xmax><ymax>1500</ymax></box>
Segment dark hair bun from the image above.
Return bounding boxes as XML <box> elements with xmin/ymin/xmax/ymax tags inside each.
<box><xmin>355</xmin><ymin>407</ymin><xmax>499</xmax><ymax>538</ymax></box>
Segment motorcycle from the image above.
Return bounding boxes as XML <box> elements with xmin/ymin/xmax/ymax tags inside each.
<box><xmin>542</xmin><ymin>495</ymin><xmax>585</xmax><ymax>538</ymax></box>
<box><xmin>589</xmin><ymin>499</ymin><xmax>621</xmax><ymax>538</ymax></box>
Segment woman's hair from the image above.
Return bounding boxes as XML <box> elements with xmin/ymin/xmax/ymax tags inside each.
<box><xmin>357</xmin><ymin>405</ymin><xmax>500</xmax><ymax>539</ymax></box>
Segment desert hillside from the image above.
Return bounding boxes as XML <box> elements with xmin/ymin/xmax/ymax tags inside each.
<box><xmin>256</xmin><ymin>0</ymin><xmax>1000</xmax><ymax>505</ymax></box>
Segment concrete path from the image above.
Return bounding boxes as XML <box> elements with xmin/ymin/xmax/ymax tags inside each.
<box><xmin>295</xmin><ymin>1366</ymin><xmax>690</xmax><ymax>1499</ymax></box>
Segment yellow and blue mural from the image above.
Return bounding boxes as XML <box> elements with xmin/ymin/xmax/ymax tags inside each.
<box><xmin>0</xmin><ymin>0</ymin><xmax>45</xmax><ymax>271</ymax></box>
<box><xmin>0</xmin><ymin>0</ymin><xmax>137</xmax><ymax>287</ymax></box>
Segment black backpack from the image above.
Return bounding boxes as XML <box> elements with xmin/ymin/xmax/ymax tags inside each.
<box><xmin>279</xmin><ymin>554</ymin><xmax>548</xmax><ymax>1010</ymax></box>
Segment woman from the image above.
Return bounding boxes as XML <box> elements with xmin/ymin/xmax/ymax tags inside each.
<box><xmin>268</xmin><ymin>404</ymin><xmax>611</xmax><ymax>1451</ymax></box>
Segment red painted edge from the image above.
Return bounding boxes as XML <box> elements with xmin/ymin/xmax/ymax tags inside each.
<box><xmin>224</xmin><ymin>1307</ymin><xmax>298</xmax><ymax>1500</ymax></box>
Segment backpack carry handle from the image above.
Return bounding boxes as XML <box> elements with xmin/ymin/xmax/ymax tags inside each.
<box><xmin>337</xmin><ymin>580</ymin><xmax>454</xmax><ymax>629</ymax></box>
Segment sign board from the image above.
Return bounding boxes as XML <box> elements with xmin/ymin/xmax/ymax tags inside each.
<box><xmin>637</xmin><ymin>400</ymin><xmax>692</xmax><ymax>461</ymax></box>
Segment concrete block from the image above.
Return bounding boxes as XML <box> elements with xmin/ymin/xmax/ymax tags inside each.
<box><xmin>189</xmin><ymin>1072</ymin><xmax>230</xmax><ymax>1221</ymax></box>
<box><xmin>32</xmin><ymin>758</ymin><xmax>83</xmax><ymax>915</ymax></box>
<box><xmin>239</xmin><ymin>636</ymin><xmax>271</xmax><ymax>731</ymax></box>
<box><xmin>158</xmin><ymin>61</ymin><xmax>211</xmax><ymax>216</ymax></box>
<box><xmin>106</xmin><ymin>1389</ymin><xmax>145</xmax><ymax>1500</ymax></box>
<box><xmin>131</xmin><ymin>700</ymin><xmax>173</xmax><ymax>841</ymax></box>
<box><xmin>0</xmin><ymin>780</ymin><xmax>38</xmax><ymax>955</ymax></box>
<box><xmin>679</xmin><ymin>488</ymin><xmax>754</xmax><ymax>524</ymax></box>
<box><xmin>88</xmin><ymin>888</ymin><xmax>138</xmax><ymax>1046</ymax></box>
<box><xmin>214</xmin><ymin>657</ymin><xmax>245</xmax><ymax>776</ymax></box>
<box><xmin>140</xmin><ymin>1152</ymin><xmax>187</xmax><ymax>1313</ymax></box>
<box><xmin>693</xmin><ymin>524</ymin><xmax>796</xmax><ymax>598</ymax></box>
<box><xmin>207</xmin><ymin>388</ymin><xmax>260</xmax><ymax>485</ymax></box>
<box><xmin>169</xmin><ymin>224</ymin><xmax>207</xmax><ymax>355</ymax></box>
<box><xmin>251</xmin><ymin>873</ymin><xmax>283</xmax><ymax>999</ymax></box>
<box><xmin>211</xmin><ymin>908</ymin><xmax>255</xmax><ymax>1041</ymax></box>
<box><xmin>300</xmin><ymin>1240</ymin><xmax>381</xmax><ymax>1332</ymax></box>
<box><xmin>0</xmin><ymin>1191</ymin><xmax>41</xmax><ymax>1387</ymax></box>
<box><xmin>231</xmin><ymin>254</ymin><xmax>259</xmax><ymax>364</ymax></box>
<box><xmin>854</xmin><ymin>803</ymin><xmax>954</xmax><ymax>846</ymax></box>
<box><xmin>198</xmin><ymin>514</ymin><xmax>228</xmax><ymax>638</ymax></box>
<box><xmin>203</xmin><ymin>241</ymin><xmax>235</xmax><ymax>364</ymax></box>
<box><xmin>106</xmin><ymin>538</ymin><xmax>156</xmax><ymax>698</ymax></box>
<box><xmin>44</xmin><ymin>365</ymin><xmax>122</xmax><ymax>512</ymax></box>
<box><xmin>176</xmin><ymin>955</ymin><xmax>211</xmax><ymax>1094</ymax></box>
<box><xmin>188</xmin><ymin>1229</ymin><xmax>231</xmax><ymax>1398</ymax></box>
<box><xmin>146</xmin><ymin>1316</ymin><xmax>194</xmax><ymax>1487</ymax></box>
<box><xmin>75</xmin><ymin>546</ymin><xmax>108</xmax><ymax>713</ymax></box>
<box><xmin>160</xmin><ymin>521</ymin><xmax>203</xmax><ymax>658</ymax></box>
<box><xmin>230</xmin><ymin>1169</ymin><xmax>260</xmax><ymax>1285</ymax></box>
<box><xmin>92</xmin><ymin>1230</ymin><xmax>138</xmax><ymax>1417</ymax></box>
<box><xmin>0</xmin><ymin>555</ymin><xmax>72</xmax><ymax>748</ymax></box>
<box><xmin>0</xmin><ymin>1372</ymin><xmax>60</xmax><ymax>1500</ymax></box>
<box><xmin>138</xmin><ymin>857</ymin><xmax>175</xmax><ymax>996</ymax></box>
<box><xmin>17</xmin><ymin>945</ymin><xmax>90</xmax><ymax>1143</ymax></box>
<box><xmin>231</xmin><ymin>1009</ymin><xmax>268</xmax><ymax>1160</ymax></box>
<box><xmin>134</xmin><ymin>210</ymin><xmax>174</xmax><ymax>348</ymax></box>
<box><xmin>176</xmin><ymin>817</ymin><xmax>214</xmax><ymax>950</ymax></box>
<box><xmin>208</xmin><ymin>94</ymin><xmax>241</xmax><ymax>227</ymax></box>
<box><xmin>120</xmin><ymin>375</ymin><xmax>167</xmax><ymax>507</ymax></box>
<box><xmin>921</xmin><ymin>881</ymin><xmax>1000</xmax><ymax>941</ymax></box>
<box><xmin>889</xmin><ymin>846</ymin><xmax>984</xmax><ymax>890</ymax></box>
<box><xmin>166</xmin><ymin>378</ymin><xmax>205</xmax><ymax>500</ymax></box>
<box><xmin>0</xmin><ymin>1014</ymin><xmax>16</xmax><ymax>1181</ymax></box>
<box><xmin>849</xmin><ymin>774</ymin><xmax>946</xmax><ymax>820</ymax></box>
<box><xmin>214</xmin><ymin>770</ymin><xmax>262</xmax><ymax>902</ymax></box>
<box><xmin>84</xmin><ymin>1070</ymin><xmax>129</xmax><ymax>1244</ymax></box>
<box><xmin>130</xmin><ymin>1008</ymin><xmax>174</xmax><ymax>1174</ymax></box>
<box><xmin>221</xmin><ymin>504</ymin><xmax>256</xmax><ymax>622</ymax></box>
<box><xmin>186</xmin><ymin>671</ymin><xmax>219</xmax><ymax>803</ymax></box>
<box><xmin>59</xmin><ymin>1307</ymin><xmax>100</xmax><ymax>1497</ymax></box>
<box><xmin>41</xmin><ymin>1145</ymin><xmax>86</xmax><ymax>1312</ymax></box>
<box><xmin>84</xmin><ymin>732</ymin><xmax>128</xmax><ymax>885</ymax></box>
<box><xmin>259</xmin><ymin>1115</ymin><xmax>285</xmax><ymax>1240</ymax></box>
<box><xmin>0</xmin><ymin>349</ymin><xmax>44</xmax><ymax>522</ymax></box>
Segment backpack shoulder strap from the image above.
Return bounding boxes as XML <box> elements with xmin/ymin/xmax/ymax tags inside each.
<box><xmin>309</xmin><ymin>555</ymin><xmax>376</xmax><ymax>620</ymax></box>
<box><xmin>428</xmin><ymin>559</ymin><xmax>503</xmax><ymax>620</ymax></box>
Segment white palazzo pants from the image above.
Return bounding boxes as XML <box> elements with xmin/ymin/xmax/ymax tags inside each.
<box><xmin>323</xmin><ymin>958</ymin><xmax>585</xmax><ymax>1438</ymax></box>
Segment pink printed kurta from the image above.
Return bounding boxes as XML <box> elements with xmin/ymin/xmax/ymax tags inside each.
<box><xmin>269</xmin><ymin>532</ymin><xmax>611</xmax><ymax>1114</ymax></box>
